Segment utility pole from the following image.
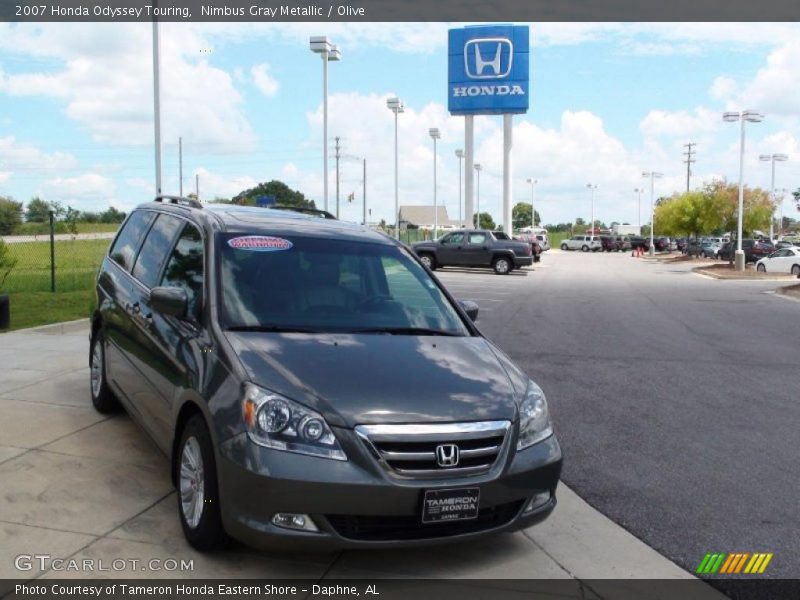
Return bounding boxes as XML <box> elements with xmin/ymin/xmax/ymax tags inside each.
<box><xmin>178</xmin><ymin>137</ymin><xmax>183</xmax><ymax>197</ymax></box>
<box><xmin>334</xmin><ymin>136</ymin><xmax>341</xmax><ymax>219</ymax></box>
<box><xmin>683</xmin><ymin>142</ymin><xmax>696</xmax><ymax>192</ymax></box>
<box><xmin>195</xmin><ymin>173</ymin><xmax>199</xmax><ymax>201</ymax></box>
<box><xmin>362</xmin><ymin>158</ymin><xmax>367</xmax><ymax>226</ymax></box>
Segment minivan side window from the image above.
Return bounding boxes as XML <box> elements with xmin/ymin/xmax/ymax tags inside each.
<box><xmin>132</xmin><ymin>214</ymin><xmax>183</xmax><ymax>288</ymax></box>
<box><xmin>109</xmin><ymin>211</ymin><xmax>156</xmax><ymax>271</ymax></box>
<box><xmin>161</xmin><ymin>224</ymin><xmax>204</xmax><ymax>318</ymax></box>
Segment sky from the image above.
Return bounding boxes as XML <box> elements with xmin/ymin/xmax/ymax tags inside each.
<box><xmin>1</xmin><ymin>22</ymin><xmax>800</xmax><ymax>228</ymax></box>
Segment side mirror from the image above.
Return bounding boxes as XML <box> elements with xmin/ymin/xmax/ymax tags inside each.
<box><xmin>150</xmin><ymin>286</ymin><xmax>188</xmax><ymax>318</ymax></box>
<box><xmin>458</xmin><ymin>300</ymin><xmax>479</xmax><ymax>322</ymax></box>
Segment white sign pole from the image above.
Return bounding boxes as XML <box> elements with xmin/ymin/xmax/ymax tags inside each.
<box><xmin>503</xmin><ymin>114</ymin><xmax>513</xmax><ymax>233</ymax></box>
<box><xmin>464</xmin><ymin>115</ymin><xmax>475</xmax><ymax>230</ymax></box>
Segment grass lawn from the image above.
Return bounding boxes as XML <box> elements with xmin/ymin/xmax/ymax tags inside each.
<box><xmin>12</xmin><ymin>222</ymin><xmax>121</xmax><ymax>236</ymax></box>
<box><xmin>1</xmin><ymin>238</ymin><xmax>107</xmax><ymax>332</ymax></box>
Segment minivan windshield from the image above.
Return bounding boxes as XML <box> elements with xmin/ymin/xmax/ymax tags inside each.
<box><xmin>218</xmin><ymin>233</ymin><xmax>470</xmax><ymax>336</ymax></box>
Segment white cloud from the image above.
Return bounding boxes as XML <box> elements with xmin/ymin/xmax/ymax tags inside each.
<box><xmin>251</xmin><ymin>63</ymin><xmax>279</xmax><ymax>97</ymax></box>
<box><xmin>39</xmin><ymin>173</ymin><xmax>116</xmax><ymax>211</ymax></box>
<box><xmin>191</xmin><ymin>167</ymin><xmax>258</xmax><ymax>200</ymax></box>
<box><xmin>639</xmin><ymin>107</ymin><xmax>719</xmax><ymax>139</ymax></box>
<box><xmin>0</xmin><ymin>136</ymin><xmax>78</xmax><ymax>186</ymax></box>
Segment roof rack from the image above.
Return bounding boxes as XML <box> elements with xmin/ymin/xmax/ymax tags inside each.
<box><xmin>271</xmin><ymin>205</ymin><xmax>337</xmax><ymax>220</ymax></box>
<box><xmin>154</xmin><ymin>195</ymin><xmax>203</xmax><ymax>209</ymax></box>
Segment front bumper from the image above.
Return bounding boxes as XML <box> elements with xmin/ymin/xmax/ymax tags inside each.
<box><xmin>216</xmin><ymin>429</ymin><xmax>562</xmax><ymax>550</ymax></box>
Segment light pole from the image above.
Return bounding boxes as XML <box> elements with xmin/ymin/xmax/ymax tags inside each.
<box><xmin>775</xmin><ymin>188</ymin><xmax>788</xmax><ymax>238</ymax></box>
<box><xmin>642</xmin><ymin>172</ymin><xmax>663</xmax><ymax>255</ymax></box>
<box><xmin>634</xmin><ymin>188</ymin><xmax>643</xmax><ymax>230</ymax></box>
<box><xmin>386</xmin><ymin>97</ymin><xmax>404</xmax><ymax>239</ymax></box>
<box><xmin>724</xmin><ymin>110</ymin><xmax>764</xmax><ymax>270</ymax></box>
<box><xmin>526</xmin><ymin>178</ymin><xmax>538</xmax><ymax>231</ymax></box>
<box><xmin>759</xmin><ymin>153</ymin><xmax>788</xmax><ymax>241</ymax></box>
<box><xmin>455</xmin><ymin>149</ymin><xmax>464</xmax><ymax>227</ymax></box>
<box><xmin>586</xmin><ymin>184</ymin><xmax>598</xmax><ymax>239</ymax></box>
<box><xmin>474</xmin><ymin>164</ymin><xmax>482</xmax><ymax>228</ymax></box>
<box><xmin>310</xmin><ymin>36</ymin><xmax>341</xmax><ymax>213</ymax></box>
<box><xmin>429</xmin><ymin>128</ymin><xmax>441</xmax><ymax>239</ymax></box>
<box><xmin>152</xmin><ymin>21</ymin><xmax>162</xmax><ymax>195</ymax></box>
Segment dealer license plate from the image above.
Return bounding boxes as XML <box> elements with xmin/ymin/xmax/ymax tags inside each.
<box><xmin>421</xmin><ymin>487</ymin><xmax>480</xmax><ymax>524</ymax></box>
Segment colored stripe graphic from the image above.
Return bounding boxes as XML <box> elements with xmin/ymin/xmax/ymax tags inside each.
<box><xmin>699</xmin><ymin>552</ymin><xmax>773</xmax><ymax>575</ymax></box>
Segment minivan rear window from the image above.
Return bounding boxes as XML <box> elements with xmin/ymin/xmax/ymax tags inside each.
<box><xmin>109</xmin><ymin>210</ymin><xmax>156</xmax><ymax>271</ymax></box>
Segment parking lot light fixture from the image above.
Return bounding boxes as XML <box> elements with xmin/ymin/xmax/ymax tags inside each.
<box><xmin>429</xmin><ymin>128</ymin><xmax>441</xmax><ymax>239</ymax></box>
<box><xmin>759</xmin><ymin>153</ymin><xmax>788</xmax><ymax>240</ymax></box>
<box><xmin>456</xmin><ymin>149</ymin><xmax>464</xmax><ymax>227</ymax></box>
<box><xmin>474</xmin><ymin>164</ymin><xmax>482</xmax><ymax>228</ymax></box>
<box><xmin>526</xmin><ymin>178</ymin><xmax>538</xmax><ymax>231</ymax></box>
<box><xmin>724</xmin><ymin>110</ymin><xmax>764</xmax><ymax>270</ymax></box>
<box><xmin>586</xmin><ymin>184</ymin><xmax>598</xmax><ymax>240</ymax></box>
<box><xmin>386</xmin><ymin>97</ymin><xmax>404</xmax><ymax>238</ymax></box>
<box><xmin>642</xmin><ymin>172</ymin><xmax>663</xmax><ymax>255</ymax></box>
<box><xmin>310</xmin><ymin>36</ymin><xmax>341</xmax><ymax>213</ymax></box>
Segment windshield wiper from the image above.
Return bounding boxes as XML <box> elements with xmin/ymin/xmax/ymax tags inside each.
<box><xmin>227</xmin><ymin>325</ymin><xmax>323</xmax><ymax>334</ymax></box>
<box><xmin>350</xmin><ymin>327</ymin><xmax>461</xmax><ymax>336</ymax></box>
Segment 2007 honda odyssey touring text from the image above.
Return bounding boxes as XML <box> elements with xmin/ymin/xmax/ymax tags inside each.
<box><xmin>90</xmin><ymin>197</ymin><xmax>562</xmax><ymax>550</ymax></box>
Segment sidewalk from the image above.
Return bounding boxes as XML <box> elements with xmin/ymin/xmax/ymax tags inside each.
<box><xmin>0</xmin><ymin>322</ymin><xmax>723</xmax><ymax>598</ymax></box>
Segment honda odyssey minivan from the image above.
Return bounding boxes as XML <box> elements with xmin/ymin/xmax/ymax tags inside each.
<box><xmin>90</xmin><ymin>197</ymin><xmax>562</xmax><ymax>550</ymax></box>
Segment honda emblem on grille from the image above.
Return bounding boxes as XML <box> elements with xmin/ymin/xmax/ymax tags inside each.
<box><xmin>435</xmin><ymin>444</ymin><xmax>460</xmax><ymax>467</ymax></box>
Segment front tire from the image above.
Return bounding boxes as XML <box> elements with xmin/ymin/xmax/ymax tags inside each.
<box><xmin>177</xmin><ymin>415</ymin><xmax>226</xmax><ymax>552</ymax></box>
<box><xmin>419</xmin><ymin>253</ymin><xmax>436</xmax><ymax>271</ymax></box>
<box><xmin>757</xmin><ymin>263</ymin><xmax>766</xmax><ymax>272</ymax></box>
<box><xmin>792</xmin><ymin>265</ymin><xmax>800</xmax><ymax>276</ymax></box>
<box><xmin>581</xmin><ymin>245</ymin><xmax>589</xmax><ymax>252</ymax></box>
<box><xmin>560</xmin><ymin>243</ymin><xmax>568</xmax><ymax>251</ymax></box>
<box><xmin>493</xmin><ymin>256</ymin><xmax>511</xmax><ymax>275</ymax></box>
<box><xmin>90</xmin><ymin>330</ymin><xmax>121</xmax><ymax>414</ymax></box>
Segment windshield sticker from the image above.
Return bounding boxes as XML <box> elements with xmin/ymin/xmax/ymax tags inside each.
<box><xmin>227</xmin><ymin>236</ymin><xmax>293</xmax><ymax>252</ymax></box>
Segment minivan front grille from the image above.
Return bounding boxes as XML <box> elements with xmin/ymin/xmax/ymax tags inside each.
<box><xmin>355</xmin><ymin>421</ymin><xmax>510</xmax><ymax>479</ymax></box>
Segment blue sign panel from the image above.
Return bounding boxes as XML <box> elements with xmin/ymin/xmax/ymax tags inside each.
<box><xmin>448</xmin><ymin>25</ymin><xmax>529</xmax><ymax>116</ymax></box>
<box><xmin>255</xmin><ymin>195</ymin><xmax>277</xmax><ymax>207</ymax></box>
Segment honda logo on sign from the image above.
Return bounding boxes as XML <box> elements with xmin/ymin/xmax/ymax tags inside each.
<box><xmin>435</xmin><ymin>444</ymin><xmax>460</xmax><ymax>467</ymax></box>
<box><xmin>464</xmin><ymin>38</ymin><xmax>513</xmax><ymax>79</ymax></box>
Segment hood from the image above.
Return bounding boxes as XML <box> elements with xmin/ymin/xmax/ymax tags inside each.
<box><xmin>225</xmin><ymin>332</ymin><xmax>521</xmax><ymax>428</ymax></box>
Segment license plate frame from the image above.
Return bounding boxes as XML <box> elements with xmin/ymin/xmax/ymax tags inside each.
<box><xmin>421</xmin><ymin>487</ymin><xmax>480</xmax><ymax>524</ymax></box>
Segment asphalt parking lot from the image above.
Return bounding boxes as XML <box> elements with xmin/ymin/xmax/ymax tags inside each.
<box><xmin>1</xmin><ymin>248</ymin><xmax>793</xmax><ymax>594</ymax></box>
<box><xmin>435</xmin><ymin>250</ymin><xmax>799</xmax><ymax>588</ymax></box>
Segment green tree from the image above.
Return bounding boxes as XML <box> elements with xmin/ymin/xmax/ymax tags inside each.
<box><xmin>64</xmin><ymin>206</ymin><xmax>80</xmax><ymax>235</ymax></box>
<box><xmin>99</xmin><ymin>206</ymin><xmax>126</xmax><ymax>223</ymax></box>
<box><xmin>233</xmin><ymin>180</ymin><xmax>315</xmax><ymax>209</ymax></box>
<box><xmin>0</xmin><ymin>239</ymin><xmax>17</xmax><ymax>291</ymax></box>
<box><xmin>0</xmin><ymin>197</ymin><xmax>23</xmax><ymax>235</ymax></box>
<box><xmin>511</xmin><ymin>202</ymin><xmax>541</xmax><ymax>231</ymax></box>
<box><xmin>472</xmin><ymin>212</ymin><xmax>495</xmax><ymax>230</ymax></box>
<box><xmin>25</xmin><ymin>197</ymin><xmax>52</xmax><ymax>223</ymax></box>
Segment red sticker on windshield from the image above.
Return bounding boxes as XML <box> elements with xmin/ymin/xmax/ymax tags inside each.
<box><xmin>227</xmin><ymin>236</ymin><xmax>293</xmax><ymax>252</ymax></box>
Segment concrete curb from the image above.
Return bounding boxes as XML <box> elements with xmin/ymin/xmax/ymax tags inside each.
<box><xmin>692</xmin><ymin>267</ymin><xmax>796</xmax><ymax>281</ymax></box>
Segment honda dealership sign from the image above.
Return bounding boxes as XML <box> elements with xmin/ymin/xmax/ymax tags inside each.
<box><xmin>448</xmin><ymin>25</ymin><xmax>529</xmax><ymax>115</ymax></box>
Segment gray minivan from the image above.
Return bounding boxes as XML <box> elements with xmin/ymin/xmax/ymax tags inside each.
<box><xmin>90</xmin><ymin>197</ymin><xmax>562</xmax><ymax>550</ymax></box>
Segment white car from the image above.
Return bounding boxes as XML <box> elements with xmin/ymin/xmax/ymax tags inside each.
<box><xmin>536</xmin><ymin>233</ymin><xmax>551</xmax><ymax>251</ymax></box>
<box><xmin>755</xmin><ymin>247</ymin><xmax>800</xmax><ymax>275</ymax></box>
<box><xmin>561</xmin><ymin>235</ymin><xmax>601</xmax><ymax>252</ymax></box>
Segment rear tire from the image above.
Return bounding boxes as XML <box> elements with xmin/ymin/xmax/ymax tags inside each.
<box><xmin>560</xmin><ymin>243</ymin><xmax>568</xmax><ymax>251</ymax></box>
<box><xmin>792</xmin><ymin>265</ymin><xmax>800</xmax><ymax>276</ymax></box>
<box><xmin>493</xmin><ymin>256</ymin><xmax>511</xmax><ymax>275</ymax></box>
<box><xmin>419</xmin><ymin>253</ymin><xmax>436</xmax><ymax>271</ymax></box>
<box><xmin>581</xmin><ymin>245</ymin><xmax>589</xmax><ymax>252</ymax></box>
<box><xmin>177</xmin><ymin>415</ymin><xmax>227</xmax><ymax>552</ymax></box>
<box><xmin>90</xmin><ymin>330</ymin><xmax>121</xmax><ymax>414</ymax></box>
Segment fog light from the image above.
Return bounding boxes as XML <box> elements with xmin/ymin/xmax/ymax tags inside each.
<box><xmin>523</xmin><ymin>491</ymin><xmax>551</xmax><ymax>514</ymax></box>
<box><xmin>271</xmin><ymin>513</ymin><xmax>319</xmax><ymax>532</ymax></box>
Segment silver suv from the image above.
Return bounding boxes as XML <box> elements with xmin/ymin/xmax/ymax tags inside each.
<box><xmin>560</xmin><ymin>235</ymin><xmax>601</xmax><ymax>252</ymax></box>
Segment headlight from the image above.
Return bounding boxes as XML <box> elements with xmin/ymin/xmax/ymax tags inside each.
<box><xmin>242</xmin><ymin>384</ymin><xmax>346</xmax><ymax>461</ymax></box>
<box><xmin>517</xmin><ymin>381</ymin><xmax>553</xmax><ymax>451</ymax></box>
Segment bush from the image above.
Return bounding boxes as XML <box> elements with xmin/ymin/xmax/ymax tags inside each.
<box><xmin>0</xmin><ymin>197</ymin><xmax>23</xmax><ymax>235</ymax></box>
<box><xmin>0</xmin><ymin>240</ymin><xmax>18</xmax><ymax>291</ymax></box>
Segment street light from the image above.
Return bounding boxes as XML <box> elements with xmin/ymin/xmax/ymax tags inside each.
<box><xmin>310</xmin><ymin>36</ymin><xmax>341</xmax><ymax>213</ymax></box>
<box><xmin>642</xmin><ymin>172</ymin><xmax>663</xmax><ymax>255</ymax></box>
<box><xmin>759</xmin><ymin>153</ymin><xmax>788</xmax><ymax>241</ymax></box>
<box><xmin>586</xmin><ymin>184</ymin><xmax>598</xmax><ymax>240</ymax></box>
<box><xmin>474</xmin><ymin>164</ymin><xmax>482</xmax><ymax>228</ymax></box>
<box><xmin>526</xmin><ymin>178</ymin><xmax>538</xmax><ymax>231</ymax></box>
<box><xmin>634</xmin><ymin>188</ymin><xmax>643</xmax><ymax>229</ymax></box>
<box><xmin>723</xmin><ymin>110</ymin><xmax>764</xmax><ymax>270</ymax></box>
<box><xmin>386</xmin><ymin>97</ymin><xmax>404</xmax><ymax>239</ymax></box>
<box><xmin>429</xmin><ymin>128</ymin><xmax>441</xmax><ymax>239</ymax></box>
<box><xmin>774</xmin><ymin>187</ymin><xmax>789</xmax><ymax>238</ymax></box>
<box><xmin>455</xmin><ymin>149</ymin><xmax>464</xmax><ymax>227</ymax></box>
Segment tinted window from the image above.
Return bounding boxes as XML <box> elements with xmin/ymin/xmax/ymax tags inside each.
<box><xmin>161</xmin><ymin>224</ymin><xmax>204</xmax><ymax>317</ymax></box>
<box><xmin>109</xmin><ymin>211</ymin><xmax>155</xmax><ymax>271</ymax></box>
<box><xmin>442</xmin><ymin>233</ymin><xmax>464</xmax><ymax>245</ymax></box>
<box><xmin>132</xmin><ymin>214</ymin><xmax>182</xmax><ymax>288</ymax></box>
<box><xmin>219</xmin><ymin>235</ymin><xmax>468</xmax><ymax>336</ymax></box>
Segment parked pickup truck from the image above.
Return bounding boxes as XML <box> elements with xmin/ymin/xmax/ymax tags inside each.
<box><xmin>412</xmin><ymin>229</ymin><xmax>533</xmax><ymax>274</ymax></box>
